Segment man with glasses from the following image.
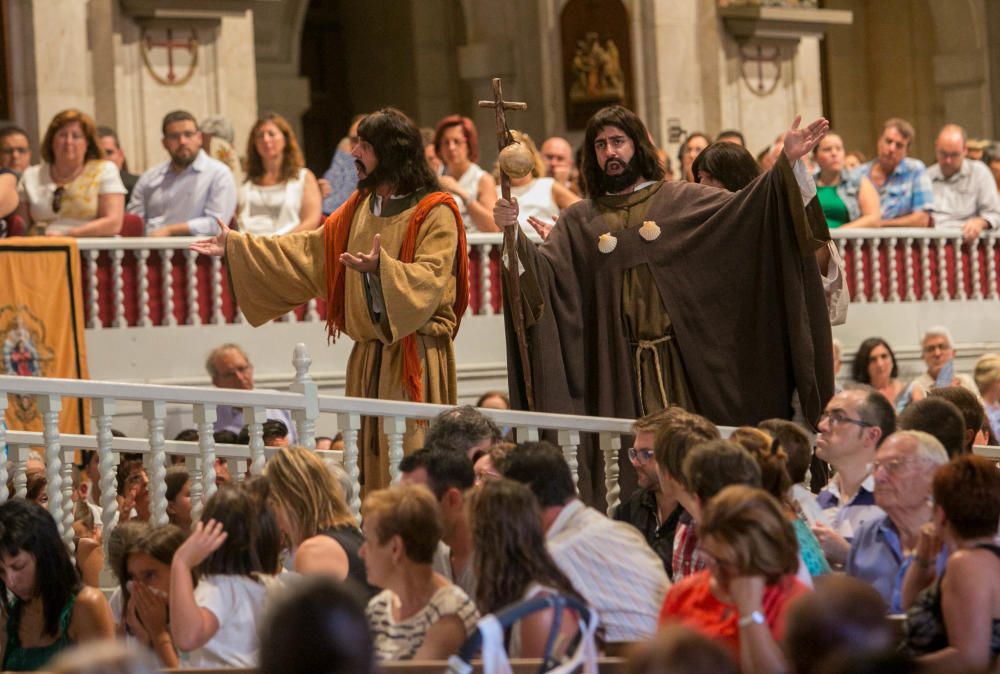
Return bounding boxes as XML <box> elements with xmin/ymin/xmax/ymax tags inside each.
<box><xmin>613</xmin><ymin>408</ymin><xmax>688</xmax><ymax>572</ymax></box>
<box><xmin>927</xmin><ymin>124</ymin><xmax>1000</xmax><ymax>242</ymax></box>
<box><xmin>0</xmin><ymin>126</ymin><xmax>32</xmax><ymax>174</ymax></box>
<box><xmin>811</xmin><ymin>389</ymin><xmax>895</xmax><ymax>568</ymax></box>
<box><xmin>911</xmin><ymin>326</ymin><xmax>980</xmax><ymax>398</ymax></box>
<box><xmin>128</xmin><ymin>110</ymin><xmax>236</xmax><ymax>236</ymax></box>
<box><xmin>846</xmin><ymin>430</ymin><xmax>948</xmax><ymax>611</ymax></box>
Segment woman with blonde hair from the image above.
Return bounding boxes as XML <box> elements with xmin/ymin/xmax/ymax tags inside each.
<box><xmin>17</xmin><ymin>109</ymin><xmax>126</xmax><ymax>236</ymax></box>
<box><xmin>493</xmin><ymin>131</ymin><xmax>579</xmax><ymax>237</ymax></box>
<box><xmin>974</xmin><ymin>352</ymin><xmax>1000</xmax><ymax>441</ymax></box>
<box><xmin>239</xmin><ymin>113</ymin><xmax>322</xmax><ymax>235</ymax></box>
<box><xmin>263</xmin><ymin>446</ymin><xmax>373</xmax><ymax>595</ymax></box>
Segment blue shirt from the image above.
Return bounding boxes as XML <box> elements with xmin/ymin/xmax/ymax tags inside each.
<box><xmin>128</xmin><ymin>150</ymin><xmax>237</xmax><ymax>236</ymax></box>
<box><xmin>817</xmin><ymin>474</ymin><xmax>884</xmax><ymax>540</ymax></box>
<box><xmin>321</xmin><ymin>149</ymin><xmax>358</xmax><ymax>215</ymax></box>
<box><xmin>857</xmin><ymin>157</ymin><xmax>933</xmax><ymax>220</ymax></box>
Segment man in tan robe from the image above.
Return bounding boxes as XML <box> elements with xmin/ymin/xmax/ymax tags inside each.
<box><xmin>192</xmin><ymin>108</ymin><xmax>468</xmax><ymax>491</ymax></box>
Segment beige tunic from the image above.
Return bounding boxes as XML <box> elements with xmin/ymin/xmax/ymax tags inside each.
<box><xmin>226</xmin><ymin>194</ymin><xmax>459</xmax><ymax>490</ymax></box>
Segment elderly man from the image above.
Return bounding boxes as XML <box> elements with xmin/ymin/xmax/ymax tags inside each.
<box><xmin>928</xmin><ymin>124</ymin><xmax>1000</xmax><ymax>241</ymax></box>
<box><xmin>206</xmin><ymin>343</ymin><xmax>298</xmax><ymax>445</ymax></box>
<box><xmin>911</xmin><ymin>326</ymin><xmax>980</xmax><ymax>397</ymax></box>
<box><xmin>539</xmin><ymin>135</ymin><xmax>579</xmax><ymax>194</ymax></box>
<box><xmin>811</xmin><ymin>388</ymin><xmax>896</xmax><ymax>568</ymax></box>
<box><xmin>846</xmin><ymin>430</ymin><xmax>948</xmax><ymax>612</ymax></box>
<box><xmin>422</xmin><ymin>405</ymin><xmax>501</xmax><ymax>460</ymax></box>
<box><xmin>858</xmin><ymin>118</ymin><xmax>933</xmax><ymax>228</ymax></box>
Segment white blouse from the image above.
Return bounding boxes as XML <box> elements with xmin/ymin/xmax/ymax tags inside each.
<box><xmin>18</xmin><ymin>160</ymin><xmax>126</xmax><ymax>234</ymax></box>
<box><xmin>238</xmin><ymin>168</ymin><xmax>308</xmax><ymax>236</ymax></box>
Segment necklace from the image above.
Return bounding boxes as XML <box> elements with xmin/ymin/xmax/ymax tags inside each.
<box><xmin>50</xmin><ymin>162</ymin><xmax>84</xmax><ymax>185</ymax></box>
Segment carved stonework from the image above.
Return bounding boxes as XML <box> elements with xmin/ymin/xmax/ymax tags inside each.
<box><xmin>141</xmin><ymin>27</ymin><xmax>199</xmax><ymax>86</ymax></box>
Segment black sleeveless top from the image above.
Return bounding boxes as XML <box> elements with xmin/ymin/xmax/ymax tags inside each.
<box><xmin>322</xmin><ymin>524</ymin><xmax>378</xmax><ymax>600</ymax></box>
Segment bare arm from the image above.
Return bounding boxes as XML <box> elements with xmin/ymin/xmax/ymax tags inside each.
<box><xmin>552</xmin><ymin>181</ymin><xmax>581</xmax><ymax>211</ymax></box>
<box><xmin>881</xmin><ymin>210</ymin><xmax>930</xmax><ymax>228</ymax></box>
<box><xmin>0</xmin><ymin>173</ymin><xmax>18</xmax><ymax>216</ymax></box>
<box><xmin>292</xmin><ymin>535</ymin><xmax>350</xmax><ymax>580</ymax></box>
<box><xmin>468</xmin><ymin>173</ymin><xmax>499</xmax><ymax>232</ymax></box>
<box><xmin>61</xmin><ymin>193</ymin><xmax>124</xmax><ymax>237</ymax></box>
<box><xmin>68</xmin><ymin>586</ymin><xmax>116</xmax><ymax>642</ymax></box>
<box><xmin>169</xmin><ymin>520</ymin><xmax>226</xmax><ymax>651</ymax></box>
<box><xmin>731</xmin><ymin>577</ymin><xmax>790</xmax><ymax>674</ymax></box>
<box><xmin>412</xmin><ymin>614</ymin><xmax>468</xmax><ymax>660</ymax></box>
<box><xmin>292</xmin><ymin>169</ymin><xmax>323</xmax><ymax>232</ymax></box>
<box><xmin>842</xmin><ymin>176</ymin><xmax>881</xmax><ymax>229</ymax></box>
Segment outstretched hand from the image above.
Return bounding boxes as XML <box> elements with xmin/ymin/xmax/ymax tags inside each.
<box><xmin>340</xmin><ymin>234</ymin><xmax>381</xmax><ymax>273</ymax></box>
<box><xmin>188</xmin><ymin>218</ymin><xmax>231</xmax><ymax>258</ymax></box>
<box><xmin>527</xmin><ymin>215</ymin><xmax>556</xmax><ymax>241</ymax></box>
<box><xmin>782</xmin><ymin>115</ymin><xmax>830</xmax><ymax>164</ymax></box>
<box><xmin>173</xmin><ymin>519</ymin><xmax>228</xmax><ymax>568</ymax></box>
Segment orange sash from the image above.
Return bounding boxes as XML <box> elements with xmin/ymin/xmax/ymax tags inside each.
<box><xmin>322</xmin><ymin>190</ymin><xmax>469</xmax><ymax>402</ymax></box>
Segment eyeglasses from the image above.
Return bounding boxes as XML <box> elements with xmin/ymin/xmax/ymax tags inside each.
<box><xmin>818</xmin><ymin>410</ymin><xmax>872</xmax><ymax>429</ymax></box>
<box><xmin>0</xmin><ymin>147</ymin><xmax>29</xmax><ymax>156</ymax></box>
<box><xmin>627</xmin><ymin>447</ymin><xmax>655</xmax><ymax>463</ymax></box>
<box><xmin>51</xmin><ymin>186</ymin><xmax>65</xmax><ymax>214</ymax></box>
<box><xmin>872</xmin><ymin>457</ymin><xmax>925</xmax><ymax>475</ymax></box>
<box><xmin>922</xmin><ymin>343</ymin><xmax>951</xmax><ymax>354</ymax></box>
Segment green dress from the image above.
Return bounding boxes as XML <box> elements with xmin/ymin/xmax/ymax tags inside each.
<box><xmin>817</xmin><ymin>185</ymin><xmax>850</xmax><ymax>229</ymax></box>
<box><xmin>3</xmin><ymin>594</ymin><xmax>76</xmax><ymax>671</ymax></box>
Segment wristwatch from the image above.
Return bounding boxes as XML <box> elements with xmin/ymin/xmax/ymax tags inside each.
<box><xmin>738</xmin><ymin>610</ymin><xmax>765</xmax><ymax>628</ymax></box>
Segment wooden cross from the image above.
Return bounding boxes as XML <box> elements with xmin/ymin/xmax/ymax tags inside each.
<box><xmin>478</xmin><ymin>78</ymin><xmax>534</xmax><ymax>410</ymax></box>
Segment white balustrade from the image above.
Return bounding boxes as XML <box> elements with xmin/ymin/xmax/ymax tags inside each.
<box><xmin>14</xmin><ymin>446</ymin><xmax>29</xmax><ymax>499</ymax></box>
<box><xmin>111</xmin><ymin>248</ymin><xmax>126</xmax><ymax>327</ymax></box>
<box><xmin>887</xmin><ymin>237</ymin><xmax>900</xmax><ymax>302</ymax></box>
<box><xmin>478</xmin><ymin>243</ymin><xmax>493</xmax><ymax>315</ymax></box>
<box><xmin>601</xmin><ymin>431</ymin><xmax>622</xmax><ymax>516</ymax></box>
<box><xmin>386</xmin><ymin>416</ymin><xmax>406</xmax><ymax>485</ymax></box>
<box><xmin>290</xmin><ymin>343</ymin><xmax>319</xmax><ymax>448</ymax></box>
<box><xmin>245</xmin><ymin>406</ymin><xmax>267</xmax><ymax>476</ymax></box>
<box><xmin>937</xmin><ymin>239</ymin><xmax>949</xmax><ymax>301</ymax></box>
<box><xmin>185</xmin><ymin>249</ymin><xmax>201</xmax><ymax>326</ymax></box>
<box><xmin>338</xmin><ymin>412</ymin><xmax>362</xmax><ymax>518</ymax></box>
<box><xmin>93</xmin><ymin>398</ymin><xmax>119</xmax><ymax>540</ymax></box>
<box><xmin>137</xmin><ymin>249</ymin><xmax>151</xmax><ymax>326</ymax></box>
<box><xmin>515</xmin><ymin>427</ymin><xmax>540</xmax><ymax>442</ymax></box>
<box><xmin>86</xmin><ymin>249</ymin><xmax>101</xmax><ymax>329</ymax></box>
<box><xmin>61</xmin><ymin>448</ymin><xmax>75</xmax><ymax>544</ymax></box>
<box><xmin>853</xmin><ymin>240</ymin><xmax>867</xmax><ymax>304</ymax></box>
<box><xmin>971</xmin><ymin>239</ymin><xmax>983</xmax><ymax>300</ymax></box>
<box><xmin>161</xmin><ymin>248</ymin><xmax>177</xmax><ymax>326</ymax></box>
<box><xmin>869</xmin><ymin>237</ymin><xmax>882</xmax><ymax>302</ymax></box>
<box><xmin>305</xmin><ymin>298</ymin><xmax>320</xmax><ymax>322</ymax></box>
<box><xmin>38</xmin><ymin>395</ymin><xmax>73</xmax><ymax>554</ymax></box>
<box><xmin>955</xmin><ymin>236</ymin><xmax>968</xmax><ymax>301</ymax></box>
<box><xmin>558</xmin><ymin>429</ymin><xmax>580</xmax><ymax>486</ymax></box>
<box><xmin>903</xmin><ymin>238</ymin><xmax>916</xmax><ymax>301</ymax></box>
<box><xmin>194</xmin><ymin>404</ymin><xmax>219</xmax><ymax>506</ymax></box>
<box><xmin>143</xmin><ymin>400</ymin><xmax>169</xmax><ymax>526</ymax></box>
<box><xmin>987</xmin><ymin>237</ymin><xmax>998</xmax><ymax>300</ymax></box>
<box><xmin>211</xmin><ymin>255</ymin><xmax>224</xmax><ymax>324</ymax></box>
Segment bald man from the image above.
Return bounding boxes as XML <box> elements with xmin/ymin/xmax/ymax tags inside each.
<box><xmin>540</xmin><ymin>136</ymin><xmax>578</xmax><ymax>193</ymax></box>
<box><xmin>928</xmin><ymin>123</ymin><xmax>1000</xmax><ymax>241</ymax></box>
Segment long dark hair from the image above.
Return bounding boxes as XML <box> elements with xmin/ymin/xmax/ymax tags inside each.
<box><xmin>692</xmin><ymin>141</ymin><xmax>762</xmax><ymax>192</ymax></box>
<box><xmin>851</xmin><ymin>337</ymin><xmax>898</xmax><ymax>384</ymax></box>
<box><xmin>580</xmin><ymin>106</ymin><xmax>664</xmax><ymax>198</ymax></box>
<box><xmin>468</xmin><ymin>479</ymin><xmax>583</xmax><ymax>614</ymax></box>
<box><xmin>198</xmin><ymin>481</ymin><xmax>281</xmax><ymax>578</ymax></box>
<box><xmin>115</xmin><ymin>523</ymin><xmax>186</xmax><ymax>628</ymax></box>
<box><xmin>357</xmin><ymin>108</ymin><xmax>439</xmax><ymax>196</ymax></box>
<box><xmin>0</xmin><ymin>499</ymin><xmax>81</xmax><ymax>637</ymax></box>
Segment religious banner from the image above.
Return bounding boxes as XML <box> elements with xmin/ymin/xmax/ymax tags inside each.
<box><xmin>141</xmin><ymin>27</ymin><xmax>199</xmax><ymax>86</ymax></box>
<box><xmin>1</xmin><ymin>238</ymin><xmax>90</xmax><ymax>434</ymax></box>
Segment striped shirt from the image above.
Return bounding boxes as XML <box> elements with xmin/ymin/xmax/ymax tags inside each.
<box><xmin>367</xmin><ymin>584</ymin><xmax>479</xmax><ymax>661</ymax></box>
<box><xmin>546</xmin><ymin>500</ymin><xmax>670</xmax><ymax>642</ymax></box>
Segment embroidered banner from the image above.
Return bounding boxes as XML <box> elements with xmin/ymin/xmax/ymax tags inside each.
<box><xmin>1</xmin><ymin>238</ymin><xmax>90</xmax><ymax>433</ymax></box>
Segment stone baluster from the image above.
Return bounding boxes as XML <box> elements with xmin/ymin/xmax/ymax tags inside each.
<box><xmin>955</xmin><ymin>236</ymin><xmax>968</xmax><ymax>301</ymax></box>
<box><xmin>234</xmin><ymin>460</ymin><xmax>247</xmax><ymax>483</ymax></box>
<box><xmin>185</xmin><ymin>249</ymin><xmax>201</xmax><ymax>325</ymax></box>
<box><xmin>987</xmin><ymin>236</ymin><xmax>998</xmax><ymax>300</ymax></box>
<box><xmin>193</xmin><ymin>404</ymin><xmax>218</xmax><ymax>509</ymax></box>
<box><xmin>161</xmin><ymin>249</ymin><xmax>177</xmax><ymax>326</ymax></box>
<box><xmin>210</xmin><ymin>255</ymin><xmax>224</xmax><ymax>324</ymax></box>
<box><xmin>0</xmin><ymin>395</ymin><xmax>6</xmax><ymax>504</ymax></box>
<box><xmin>338</xmin><ymin>412</ymin><xmax>362</xmax><ymax>518</ymax></box>
<box><xmin>14</xmin><ymin>446</ymin><xmax>29</xmax><ymax>499</ymax></box>
<box><xmin>386</xmin><ymin>416</ymin><xmax>406</xmax><ymax>485</ymax></box>
<box><xmin>134</xmin><ymin>249</ymin><xmax>151</xmax><ymax>326</ymax></box>
<box><xmin>92</xmin><ymin>398</ymin><xmax>119</xmax><ymax>539</ymax></box>
<box><xmin>870</xmin><ymin>237</ymin><xmax>882</xmax><ymax>302</ymax></box>
<box><xmin>971</xmin><ymin>238</ymin><xmax>983</xmax><ymax>300</ymax></box>
<box><xmin>245</xmin><ymin>406</ymin><xmax>266</xmax><ymax>476</ymax></box>
<box><xmin>557</xmin><ymin>429</ymin><xmax>580</xmax><ymax>487</ymax></box>
<box><xmin>60</xmin><ymin>447</ymin><xmax>75</xmax><ymax>542</ymax></box>
<box><xmin>937</xmin><ymin>239</ymin><xmax>950</xmax><ymax>300</ymax></box>
<box><xmin>306</xmin><ymin>298</ymin><xmax>320</xmax><ymax>322</ymax></box>
<box><xmin>143</xmin><ymin>400</ymin><xmax>169</xmax><ymax>526</ymax></box>
<box><xmin>188</xmin><ymin>456</ymin><xmax>203</xmax><ymax>524</ymax></box>
<box><xmin>887</xmin><ymin>237</ymin><xmax>900</xmax><ymax>302</ymax></box>
<box><xmin>601</xmin><ymin>432</ymin><xmax>622</xmax><ymax>516</ymax></box>
<box><xmin>290</xmin><ymin>344</ymin><xmax>319</xmax><ymax>449</ymax></box>
<box><xmin>919</xmin><ymin>239</ymin><xmax>932</xmax><ymax>300</ymax></box>
<box><xmin>85</xmin><ymin>249</ymin><xmax>101</xmax><ymax>329</ymax></box>
<box><xmin>111</xmin><ymin>248</ymin><xmax>126</xmax><ymax>327</ymax></box>
<box><xmin>479</xmin><ymin>243</ymin><xmax>493</xmax><ymax>315</ymax></box>
<box><xmin>903</xmin><ymin>237</ymin><xmax>916</xmax><ymax>301</ymax></box>
<box><xmin>38</xmin><ymin>395</ymin><xmax>72</xmax><ymax>553</ymax></box>
<box><xmin>515</xmin><ymin>427</ymin><xmax>540</xmax><ymax>442</ymax></box>
<box><xmin>853</xmin><ymin>241</ymin><xmax>867</xmax><ymax>304</ymax></box>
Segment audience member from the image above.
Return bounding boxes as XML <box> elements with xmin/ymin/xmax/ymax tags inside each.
<box><xmin>985</xmin><ymin>142</ymin><xmax>1000</xmax><ymax>191</ymax></box>
<box><xmin>758</xmin><ymin>418</ymin><xmax>826</xmax><ymax>527</ymax></box>
<box><xmin>758</xmin><ymin>132</ymin><xmax>786</xmax><ymax>171</ymax></box>
<box><xmin>420</xmin><ymin>126</ymin><xmax>440</xmax><ymax>175</ymax></box>
<box><xmin>812</xmin><ymin>132</ymin><xmax>880</xmax><ymax>229</ymax></box>
<box><xmin>162</xmin><ymin>466</ymin><xmax>191</xmax><ymax>531</ymax></box>
<box><xmin>399</xmin><ymin>448</ymin><xmax>476</xmax><ymax>598</ymax></box>
<box><xmin>500</xmin><ymin>441</ymin><xmax>669</xmax><ymax>643</ymax></box>
<box><xmin>263</xmin><ymin>445</ymin><xmax>373</xmax><ymax>595</ymax></box>
<box><xmin>897</xmin><ymin>397</ymin><xmax>966</xmax><ymax>459</ymax></box>
<box><xmin>844</xmin><ymin>149</ymin><xmax>866</xmax><ymax>170</ymax></box>
<box><xmin>782</xmin><ymin>575</ymin><xmax>893</xmax><ymax>674</ymax></box>
<box><xmin>199</xmin><ymin>115</ymin><xmax>243</xmax><ymax>186</ymax></box>
<box><xmin>974</xmin><ymin>352</ymin><xmax>1000</xmax><ymax>440</ymax></box>
<box><xmin>652</xmin><ymin>411</ymin><xmax>720</xmax><ymax>580</ymax></box>
<box><xmin>244</xmin><ymin>419</ymin><xmax>290</xmax><ymax>447</ymax></box>
<box><xmin>113</xmin><ymin>523</ymin><xmax>186</xmax><ymax>667</ymax></box>
<box><xmin>0</xmin><ymin>499</ymin><xmax>114</xmax><ymax>670</ymax></box>
<box><xmin>0</xmin><ymin>164</ymin><xmax>17</xmax><ymax>227</ymax></box>
<box><xmin>928</xmin><ymin>123</ymin><xmax>1000</xmax><ymax>241</ymax></box>
<box><xmin>812</xmin><ymin>389</ymin><xmax>894</xmax><ymax>566</ymax></box>
<box><xmin>858</xmin><ymin>117</ymin><xmax>932</xmax><ymax>227</ymax></box>
<box><xmin>258</xmin><ymin>575</ymin><xmax>375</xmax><ymax>674</ymax></box>
<box><xmin>494</xmin><ymin>130</ymin><xmax>579</xmax><ymax>238</ymax></box>
<box><xmin>25</xmin><ymin>468</ymin><xmax>48</xmax><ymax>506</ymax></box>
<box><xmin>475</xmin><ymin>390</ymin><xmax>510</xmax><ymax>410</ymax></box>
<box><xmin>912</xmin><ymin>326</ymin><xmax>979</xmax><ymax>397</ymax></box>
<box><xmin>467</xmin><ymin>479</ymin><xmax>586</xmax><ymax>658</ymax></box>
<box><xmin>902</xmin><ymin>454</ymin><xmax>1000</xmax><ymax>669</ymax></box>
<box><xmin>677</xmin><ymin>131</ymin><xmax>711</xmax><ymax>182</ymax></box>
<box><xmin>423</xmin><ymin>405</ymin><xmax>500</xmax><ymax>460</ymax></box>
<box><xmin>129</xmin><ymin>110</ymin><xmax>237</xmax><ymax>237</ymax></box>
<box><xmin>116</xmin><ymin>458</ymin><xmax>150</xmax><ymax>522</ymax></box>
<box><xmin>17</xmin><ymin>109</ymin><xmax>125</xmax><ymax>236</ymax></box>
<box><xmin>614</xmin><ymin>408</ymin><xmax>687</xmax><ymax>572</ymax></box>
<box><xmin>846</xmin><ymin>431</ymin><xmax>948</xmax><ymax>612</ymax></box>
<box><xmin>0</xmin><ymin>125</ymin><xmax>32</xmax><ymax>173</ymax></box>
<box><xmin>691</xmin><ymin>141</ymin><xmax>761</xmax><ymax>191</ymax></box>
<box><xmin>851</xmin><ymin>337</ymin><xmax>923</xmax><ymax>412</ymax></box>
<box><xmin>540</xmin><ymin>135</ymin><xmax>580</xmax><ymax>195</ymax></box>
<box><xmin>206</xmin><ymin>343</ymin><xmax>297</xmax><ymax>444</ymax></box>
<box><xmin>927</xmin><ymin>386</ymin><xmax>987</xmax><ymax>453</ymax></box>
<box><xmin>321</xmin><ymin>114</ymin><xmax>364</xmax><ymax>214</ymax></box>
<box><xmin>472</xmin><ymin>442</ymin><xmax>512</xmax><ymax>487</ymax></box>
<box><xmin>361</xmin><ymin>485</ymin><xmax>479</xmax><ymax>661</ymax></box>
<box><xmin>169</xmin><ymin>483</ymin><xmax>281</xmax><ymax>668</ymax></box>
<box><xmin>95</xmin><ymin>126</ymin><xmax>139</xmax><ymax>202</ymax></box>
<box><xmin>659</xmin><ymin>486</ymin><xmax>808</xmax><ymax>672</ymax></box>
<box><xmin>239</xmin><ymin>112</ymin><xmax>322</xmax><ymax>235</ymax></box>
<box><xmin>434</xmin><ymin>114</ymin><xmax>497</xmax><ymax>231</ymax></box>
<box><xmin>71</xmin><ymin>500</ymin><xmax>102</xmax><ymax>588</ymax></box>
<box><xmin>716</xmin><ymin>129</ymin><xmax>745</xmax><ymax>146</ymax></box>
<box><xmin>626</xmin><ymin>625</ymin><xmax>738</xmax><ymax>674</ymax></box>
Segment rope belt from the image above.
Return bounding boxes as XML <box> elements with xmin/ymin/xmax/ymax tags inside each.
<box><xmin>633</xmin><ymin>334</ymin><xmax>673</xmax><ymax>415</ymax></box>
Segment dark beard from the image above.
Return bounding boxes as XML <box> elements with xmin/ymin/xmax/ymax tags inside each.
<box><xmin>356</xmin><ymin>161</ymin><xmax>382</xmax><ymax>191</ymax></box>
<box><xmin>601</xmin><ymin>156</ymin><xmax>640</xmax><ymax>193</ymax></box>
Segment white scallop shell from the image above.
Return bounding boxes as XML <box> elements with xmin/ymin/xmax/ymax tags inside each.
<box><xmin>597</xmin><ymin>233</ymin><xmax>618</xmax><ymax>254</ymax></box>
<box><xmin>639</xmin><ymin>220</ymin><xmax>662</xmax><ymax>241</ymax></box>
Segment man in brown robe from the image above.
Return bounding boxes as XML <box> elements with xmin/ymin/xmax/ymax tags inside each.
<box><xmin>494</xmin><ymin>107</ymin><xmax>834</xmax><ymax>504</ymax></box>
<box><xmin>192</xmin><ymin>108</ymin><xmax>469</xmax><ymax>491</ymax></box>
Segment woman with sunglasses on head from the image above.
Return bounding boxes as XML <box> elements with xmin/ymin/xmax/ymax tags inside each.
<box><xmin>17</xmin><ymin>109</ymin><xmax>125</xmax><ymax>237</ymax></box>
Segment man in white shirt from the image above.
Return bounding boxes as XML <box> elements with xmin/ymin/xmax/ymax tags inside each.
<box><xmin>129</xmin><ymin>110</ymin><xmax>237</xmax><ymax>236</ymax></box>
<box><xmin>911</xmin><ymin>326</ymin><xmax>980</xmax><ymax>397</ymax></box>
<box><xmin>500</xmin><ymin>441</ymin><xmax>669</xmax><ymax>643</ymax></box>
<box><xmin>928</xmin><ymin>123</ymin><xmax>1000</xmax><ymax>241</ymax></box>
